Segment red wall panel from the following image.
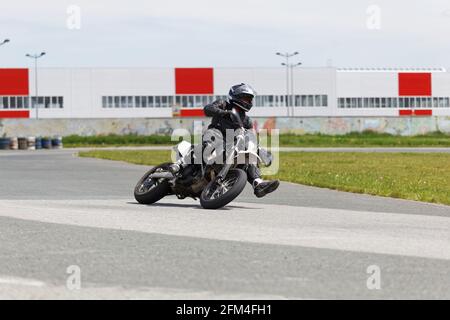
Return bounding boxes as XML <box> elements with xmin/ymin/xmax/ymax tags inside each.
<box><xmin>398</xmin><ymin>109</ymin><xmax>432</xmax><ymax>116</ymax></box>
<box><xmin>175</xmin><ymin>68</ymin><xmax>214</xmax><ymax>94</ymax></box>
<box><xmin>398</xmin><ymin>73</ymin><xmax>431</xmax><ymax>96</ymax></box>
<box><xmin>179</xmin><ymin>108</ymin><xmax>205</xmax><ymax>117</ymax></box>
<box><xmin>0</xmin><ymin>69</ymin><xmax>29</xmax><ymax>96</ymax></box>
<box><xmin>0</xmin><ymin>110</ymin><xmax>30</xmax><ymax>118</ymax></box>
<box><xmin>399</xmin><ymin>109</ymin><xmax>413</xmax><ymax>116</ymax></box>
<box><xmin>414</xmin><ymin>109</ymin><xmax>432</xmax><ymax>116</ymax></box>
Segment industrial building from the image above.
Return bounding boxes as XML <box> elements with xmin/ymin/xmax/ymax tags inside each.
<box><xmin>0</xmin><ymin>67</ymin><xmax>449</xmax><ymax>120</ymax></box>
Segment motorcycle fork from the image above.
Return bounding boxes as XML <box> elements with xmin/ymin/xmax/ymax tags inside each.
<box><xmin>216</xmin><ymin>143</ymin><xmax>237</xmax><ymax>182</ymax></box>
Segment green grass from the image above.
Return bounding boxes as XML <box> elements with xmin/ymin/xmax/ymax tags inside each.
<box><xmin>64</xmin><ymin>131</ymin><xmax>450</xmax><ymax>148</ymax></box>
<box><xmin>276</xmin><ymin>131</ymin><xmax>450</xmax><ymax>147</ymax></box>
<box><xmin>63</xmin><ymin>134</ymin><xmax>175</xmax><ymax>148</ymax></box>
<box><xmin>79</xmin><ymin>150</ymin><xmax>450</xmax><ymax>206</ymax></box>
<box><xmin>272</xmin><ymin>152</ymin><xmax>450</xmax><ymax>205</ymax></box>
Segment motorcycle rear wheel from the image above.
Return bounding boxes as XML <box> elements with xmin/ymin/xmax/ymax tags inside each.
<box><xmin>200</xmin><ymin>168</ymin><xmax>247</xmax><ymax>209</ymax></box>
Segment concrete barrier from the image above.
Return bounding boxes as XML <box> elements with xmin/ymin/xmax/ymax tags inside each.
<box><xmin>0</xmin><ymin>117</ymin><xmax>450</xmax><ymax>137</ymax></box>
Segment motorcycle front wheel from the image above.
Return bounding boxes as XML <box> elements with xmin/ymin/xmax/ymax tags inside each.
<box><xmin>200</xmin><ymin>168</ymin><xmax>247</xmax><ymax>209</ymax></box>
<box><xmin>134</xmin><ymin>163</ymin><xmax>171</xmax><ymax>204</ymax></box>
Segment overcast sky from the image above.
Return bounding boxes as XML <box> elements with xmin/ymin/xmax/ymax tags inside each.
<box><xmin>1</xmin><ymin>0</ymin><xmax>450</xmax><ymax>69</ymax></box>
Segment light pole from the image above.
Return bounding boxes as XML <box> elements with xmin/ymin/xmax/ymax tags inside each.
<box><xmin>276</xmin><ymin>51</ymin><xmax>299</xmax><ymax>116</ymax></box>
<box><xmin>0</xmin><ymin>39</ymin><xmax>10</xmax><ymax>47</ymax></box>
<box><xmin>290</xmin><ymin>62</ymin><xmax>302</xmax><ymax>117</ymax></box>
<box><xmin>281</xmin><ymin>61</ymin><xmax>302</xmax><ymax>116</ymax></box>
<box><xmin>26</xmin><ymin>52</ymin><xmax>46</xmax><ymax>120</ymax></box>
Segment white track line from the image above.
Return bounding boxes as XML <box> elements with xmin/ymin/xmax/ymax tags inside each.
<box><xmin>0</xmin><ymin>277</ymin><xmax>45</xmax><ymax>287</ymax></box>
<box><xmin>0</xmin><ymin>280</ymin><xmax>289</xmax><ymax>300</ymax></box>
<box><xmin>0</xmin><ymin>199</ymin><xmax>449</xmax><ymax>260</ymax></box>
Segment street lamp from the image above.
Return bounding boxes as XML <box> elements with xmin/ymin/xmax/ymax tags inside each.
<box><xmin>289</xmin><ymin>62</ymin><xmax>302</xmax><ymax>117</ymax></box>
<box><xmin>276</xmin><ymin>51</ymin><xmax>299</xmax><ymax>116</ymax></box>
<box><xmin>26</xmin><ymin>52</ymin><xmax>46</xmax><ymax>120</ymax></box>
<box><xmin>0</xmin><ymin>39</ymin><xmax>10</xmax><ymax>46</ymax></box>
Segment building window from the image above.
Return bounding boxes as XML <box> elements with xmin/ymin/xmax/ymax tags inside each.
<box><xmin>10</xmin><ymin>97</ymin><xmax>16</xmax><ymax>109</ymax></box>
<box><xmin>0</xmin><ymin>96</ymin><xmax>63</xmax><ymax>109</ymax></box>
<box><xmin>99</xmin><ymin>94</ymin><xmax>334</xmax><ymax>109</ymax></box>
<box><xmin>57</xmin><ymin>96</ymin><xmax>63</xmax><ymax>108</ymax></box>
<box><xmin>188</xmin><ymin>96</ymin><xmax>194</xmax><ymax>108</ymax></box>
<box><xmin>433</xmin><ymin>97</ymin><xmax>438</xmax><ymax>108</ymax></box>
<box><xmin>300</xmin><ymin>95</ymin><xmax>306</xmax><ymax>107</ymax></box>
<box><xmin>314</xmin><ymin>95</ymin><xmax>320</xmax><ymax>107</ymax></box>
<box><xmin>338</xmin><ymin>96</ymin><xmax>450</xmax><ymax>108</ymax></box>
<box><xmin>194</xmin><ymin>96</ymin><xmax>202</xmax><ymax>108</ymax></box>
<box><xmin>135</xmin><ymin>96</ymin><xmax>141</xmax><ymax>108</ymax></box>
<box><xmin>255</xmin><ymin>96</ymin><xmax>261</xmax><ymax>107</ymax></box>
<box><xmin>154</xmin><ymin>96</ymin><xmax>160</xmax><ymax>108</ymax></box>
<box><xmin>322</xmin><ymin>95</ymin><xmax>328</xmax><ymax>107</ymax></box>
<box><xmin>161</xmin><ymin>96</ymin><xmax>169</xmax><ymax>108</ymax></box>
<box><xmin>2</xmin><ymin>97</ymin><xmax>8</xmax><ymax>109</ymax></box>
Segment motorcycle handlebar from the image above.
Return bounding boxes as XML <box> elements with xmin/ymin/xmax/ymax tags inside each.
<box><xmin>230</xmin><ymin>107</ymin><xmax>244</xmax><ymax>128</ymax></box>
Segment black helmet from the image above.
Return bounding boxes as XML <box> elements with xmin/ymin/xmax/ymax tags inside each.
<box><xmin>228</xmin><ymin>83</ymin><xmax>256</xmax><ymax>112</ymax></box>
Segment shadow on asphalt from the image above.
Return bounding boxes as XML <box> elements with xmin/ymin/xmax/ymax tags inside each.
<box><xmin>126</xmin><ymin>201</ymin><xmax>259</xmax><ymax>211</ymax></box>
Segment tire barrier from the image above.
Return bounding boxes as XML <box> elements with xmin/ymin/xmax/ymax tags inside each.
<box><xmin>0</xmin><ymin>137</ymin><xmax>10</xmax><ymax>150</ymax></box>
<box><xmin>0</xmin><ymin>136</ymin><xmax>64</xmax><ymax>151</ymax></box>
<box><xmin>35</xmin><ymin>137</ymin><xmax>42</xmax><ymax>150</ymax></box>
<box><xmin>9</xmin><ymin>137</ymin><xmax>18</xmax><ymax>150</ymax></box>
<box><xmin>18</xmin><ymin>137</ymin><xmax>28</xmax><ymax>150</ymax></box>
<box><xmin>27</xmin><ymin>137</ymin><xmax>36</xmax><ymax>150</ymax></box>
<box><xmin>41</xmin><ymin>137</ymin><xmax>52</xmax><ymax>149</ymax></box>
<box><xmin>52</xmin><ymin>136</ymin><xmax>63</xmax><ymax>149</ymax></box>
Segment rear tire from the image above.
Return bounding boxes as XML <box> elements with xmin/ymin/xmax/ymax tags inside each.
<box><xmin>134</xmin><ymin>163</ymin><xmax>171</xmax><ymax>204</ymax></box>
<box><xmin>200</xmin><ymin>168</ymin><xmax>247</xmax><ymax>209</ymax></box>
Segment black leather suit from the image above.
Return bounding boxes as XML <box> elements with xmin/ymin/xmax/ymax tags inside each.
<box><xmin>203</xmin><ymin>99</ymin><xmax>261</xmax><ymax>184</ymax></box>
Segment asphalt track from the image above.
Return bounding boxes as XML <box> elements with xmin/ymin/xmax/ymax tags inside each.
<box><xmin>0</xmin><ymin>150</ymin><xmax>449</xmax><ymax>299</ymax></box>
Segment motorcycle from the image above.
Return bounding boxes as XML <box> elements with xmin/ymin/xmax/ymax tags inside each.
<box><xmin>133</xmin><ymin>107</ymin><xmax>272</xmax><ymax>209</ymax></box>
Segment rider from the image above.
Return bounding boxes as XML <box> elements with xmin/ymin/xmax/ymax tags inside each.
<box><xmin>202</xmin><ymin>83</ymin><xmax>280</xmax><ymax>198</ymax></box>
<box><xmin>170</xmin><ymin>83</ymin><xmax>279</xmax><ymax>198</ymax></box>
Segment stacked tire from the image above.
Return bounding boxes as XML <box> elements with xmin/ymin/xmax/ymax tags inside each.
<box><xmin>0</xmin><ymin>136</ymin><xmax>64</xmax><ymax>151</ymax></box>
<box><xmin>0</xmin><ymin>137</ymin><xmax>10</xmax><ymax>150</ymax></box>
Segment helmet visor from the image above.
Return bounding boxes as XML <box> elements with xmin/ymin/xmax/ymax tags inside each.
<box><xmin>238</xmin><ymin>94</ymin><xmax>253</xmax><ymax>104</ymax></box>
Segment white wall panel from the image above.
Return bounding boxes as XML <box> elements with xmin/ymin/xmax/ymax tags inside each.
<box><xmin>431</xmin><ymin>73</ymin><xmax>450</xmax><ymax>97</ymax></box>
<box><xmin>337</xmin><ymin>72</ymin><xmax>398</xmax><ymax>97</ymax></box>
<box><xmin>214</xmin><ymin>68</ymin><xmax>255</xmax><ymax>95</ymax></box>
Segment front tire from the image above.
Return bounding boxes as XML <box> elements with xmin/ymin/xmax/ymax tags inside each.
<box><xmin>200</xmin><ymin>168</ymin><xmax>247</xmax><ymax>209</ymax></box>
<box><xmin>134</xmin><ymin>163</ymin><xmax>172</xmax><ymax>204</ymax></box>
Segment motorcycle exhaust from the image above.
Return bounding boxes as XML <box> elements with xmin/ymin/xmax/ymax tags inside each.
<box><xmin>149</xmin><ymin>171</ymin><xmax>174</xmax><ymax>179</ymax></box>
